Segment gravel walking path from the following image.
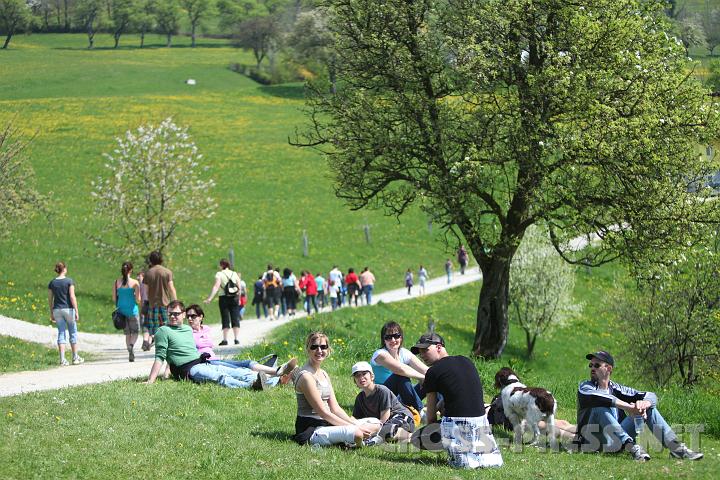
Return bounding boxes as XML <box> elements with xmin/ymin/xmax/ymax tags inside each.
<box><xmin>0</xmin><ymin>267</ymin><xmax>481</xmax><ymax>397</ymax></box>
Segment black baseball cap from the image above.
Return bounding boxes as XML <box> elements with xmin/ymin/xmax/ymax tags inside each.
<box><xmin>586</xmin><ymin>351</ymin><xmax>614</xmax><ymax>366</ymax></box>
<box><xmin>411</xmin><ymin>333</ymin><xmax>445</xmax><ymax>354</ymax></box>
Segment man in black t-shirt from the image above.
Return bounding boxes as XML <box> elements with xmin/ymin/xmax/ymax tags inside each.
<box><xmin>409</xmin><ymin>333</ymin><xmax>503</xmax><ymax>469</ymax></box>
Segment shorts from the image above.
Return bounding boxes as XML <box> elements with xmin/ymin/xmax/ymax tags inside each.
<box><xmin>145</xmin><ymin>306</ymin><xmax>167</xmax><ymax>335</ymax></box>
<box><xmin>122</xmin><ymin>314</ymin><xmax>140</xmax><ymax>334</ymax></box>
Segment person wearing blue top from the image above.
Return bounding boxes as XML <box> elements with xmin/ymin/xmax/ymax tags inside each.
<box><xmin>314</xmin><ymin>273</ymin><xmax>326</xmax><ymax>309</ymax></box>
<box><xmin>281</xmin><ymin>268</ymin><xmax>299</xmax><ymax>317</ymax></box>
<box><xmin>113</xmin><ymin>262</ymin><xmax>142</xmax><ymax>362</ymax></box>
<box><xmin>370</xmin><ymin>321</ymin><xmax>428</xmax><ymax>412</ymax></box>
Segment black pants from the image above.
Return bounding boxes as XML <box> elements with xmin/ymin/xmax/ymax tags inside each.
<box><xmin>218</xmin><ymin>295</ymin><xmax>240</xmax><ymax>329</ymax></box>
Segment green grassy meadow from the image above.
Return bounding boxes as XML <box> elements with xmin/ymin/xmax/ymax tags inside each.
<box><xmin>0</xmin><ymin>336</ymin><xmax>78</xmax><ymax>372</ymax></box>
<box><xmin>1</xmin><ymin>265</ymin><xmax>718</xmax><ymax>479</ymax></box>
<box><xmin>0</xmin><ymin>34</ymin><xmax>451</xmax><ymax>332</ymax></box>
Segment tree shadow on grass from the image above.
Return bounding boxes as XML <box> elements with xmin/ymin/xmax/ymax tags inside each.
<box><xmin>258</xmin><ymin>84</ymin><xmax>306</xmax><ymax>100</ymax></box>
<box><xmin>51</xmin><ymin>43</ymin><xmax>231</xmax><ymax>51</ymax></box>
<box><xmin>250</xmin><ymin>430</ymin><xmax>296</xmax><ymax>442</ymax></box>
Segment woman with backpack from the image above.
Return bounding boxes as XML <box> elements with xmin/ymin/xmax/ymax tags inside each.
<box><xmin>204</xmin><ymin>259</ymin><xmax>242</xmax><ymax>345</ymax></box>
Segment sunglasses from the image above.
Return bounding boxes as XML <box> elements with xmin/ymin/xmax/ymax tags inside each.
<box><xmin>384</xmin><ymin>333</ymin><xmax>402</xmax><ymax>340</ymax></box>
<box><xmin>168</xmin><ymin>311</ymin><xmax>184</xmax><ymax>317</ymax></box>
<box><xmin>309</xmin><ymin>344</ymin><xmax>329</xmax><ymax>351</ymax></box>
<box><xmin>186</xmin><ymin>314</ymin><xmax>200</xmax><ymax>320</ymax></box>
<box><xmin>588</xmin><ymin>362</ymin><xmax>604</xmax><ymax>369</ymax></box>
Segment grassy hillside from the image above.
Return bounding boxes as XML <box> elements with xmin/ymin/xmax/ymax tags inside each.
<box><xmin>0</xmin><ymin>34</ymin><xmax>452</xmax><ymax>332</ymax></box>
<box><xmin>1</xmin><ymin>264</ymin><xmax>717</xmax><ymax>479</ymax></box>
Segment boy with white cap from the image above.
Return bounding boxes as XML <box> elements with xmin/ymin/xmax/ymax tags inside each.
<box><xmin>351</xmin><ymin>361</ymin><xmax>416</xmax><ymax>445</ymax></box>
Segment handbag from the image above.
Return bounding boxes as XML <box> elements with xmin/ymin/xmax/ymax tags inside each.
<box><xmin>112</xmin><ymin>309</ymin><xmax>126</xmax><ymax>330</ymax></box>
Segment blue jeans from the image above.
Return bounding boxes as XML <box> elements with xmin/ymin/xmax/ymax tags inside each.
<box><xmin>363</xmin><ymin>285</ymin><xmax>374</xmax><ymax>305</ymax></box>
<box><xmin>584</xmin><ymin>407</ymin><xmax>678</xmax><ymax>452</ymax></box>
<box><xmin>206</xmin><ymin>360</ymin><xmax>280</xmax><ymax>386</ymax></box>
<box><xmin>255</xmin><ymin>302</ymin><xmax>268</xmax><ymax>319</ymax></box>
<box><xmin>188</xmin><ymin>363</ymin><xmax>257</xmax><ymax>388</ymax></box>
<box><xmin>53</xmin><ymin>308</ymin><xmax>78</xmax><ymax>345</ymax></box>
<box><xmin>305</xmin><ymin>295</ymin><xmax>318</xmax><ymax>314</ymax></box>
<box><xmin>384</xmin><ymin>374</ymin><xmax>425</xmax><ymax>411</ymax></box>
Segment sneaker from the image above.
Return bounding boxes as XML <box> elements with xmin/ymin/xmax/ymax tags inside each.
<box><xmin>276</xmin><ymin>358</ymin><xmax>298</xmax><ymax>377</ymax></box>
<box><xmin>363</xmin><ymin>434</ymin><xmax>384</xmax><ymax>447</ymax></box>
<box><xmin>60</xmin><ymin>358</ymin><xmax>70</xmax><ymax>366</ymax></box>
<box><xmin>128</xmin><ymin>350</ymin><xmax>135</xmax><ymax>362</ymax></box>
<box><xmin>670</xmin><ymin>443</ymin><xmax>703</xmax><ymax>460</ymax></box>
<box><xmin>219</xmin><ymin>340</ymin><xmax>228</xmax><ymax>346</ymax></box>
<box><xmin>72</xmin><ymin>355</ymin><xmax>84</xmax><ymax>365</ymax></box>
<box><xmin>259</xmin><ymin>354</ymin><xmax>278</xmax><ymax>369</ymax></box>
<box><xmin>141</xmin><ymin>340</ymin><xmax>150</xmax><ymax>351</ymax></box>
<box><xmin>626</xmin><ymin>442</ymin><xmax>651</xmax><ymax>462</ymax></box>
<box><xmin>251</xmin><ymin>372</ymin><xmax>268</xmax><ymax>391</ymax></box>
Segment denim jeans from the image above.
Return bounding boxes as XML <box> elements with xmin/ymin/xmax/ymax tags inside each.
<box><xmin>583</xmin><ymin>407</ymin><xmax>678</xmax><ymax>452</ymax></box>
<box><xmin>205</xmin><ymin>360</ymin><xmax>280</xmax><ymax>387</ymax></box>
<box><xmin>255</xmin><ymin>302</ymin><xmax>268</xmax><ymax>319</ymax></box>
<box><xmin>53</xmin><ymin>308</ymin><xmax>78</xmax><ymax>345</ymax></box>
<box><xmin>384</xmin><ymin>374</ymin><xmax>425</xmax><ymax>411</ymax></box>
<box><xmin>305</xmin><ymin>295</ymin><xmax>318</xmax><ymax>314</ymax></box>
<box><xmin>189</xmin><ymin>363</ymin><xmax>258</xmax><ymax>388</ymax></box>
<box><xmin>330</xmin><ymin>297</ymin><xmax>339</xmax><ymax>310</ymax></box>
<box><xmin>363</xmin><ymin>285</ymin><xmax>374</xmax><ymax>305</ymax></box>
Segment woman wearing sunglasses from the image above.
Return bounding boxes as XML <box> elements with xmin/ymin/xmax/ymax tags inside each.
<box><xmin>185</xmin><ymin>304</ymin><xmax>297</xmax><ymax>385</ymax></box>
<box><xmin>292</xmin><ymin>331</ymin><xmax>379</xmax><ymax>447</ymax></box>
<box><xmin>370</xmin><ymin>321</ymin><xmax>428</xmax><ymax>412</ymax></box>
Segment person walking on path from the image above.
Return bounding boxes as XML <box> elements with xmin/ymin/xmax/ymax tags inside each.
<box><xmin>410</xmin><ymin>332</ymin><xmax>503</xmax><ymax>469</ymax></box>
<box><xmin>345</xmin><ymin>268</ymin><xmax>361</xmax><ymax>307</ymax></box>
<box><xmin>113</xmin><ymin>262</ymin><xmax>141</xmax><ymax>362</ymax></box>
<box><xmin>281</xmin><ymin>268</ymin><xmax>300</xmax><ymax>317</ymax></box>
<box><xmin>315</xmin><ymin>272</ymin><xmax>326</xmax><ymax>309</ymax></box>
<box><xmin>573</xmin><ymin>350</ymin><xmax>703</xmax><ymax>461</ymax></box>
<box><xmin>48</xmin><ymin>262</ymin><xmax>83</xmax><ymax>366</ymax></box>
<box><xmin>404</xmin><ymin>269</ymin><xmax>414</xmax><ymax>295</ymax></box>
<box><xmin>299</xmin><ymin>270</ymin><xmax>319</xmax><ymax>315</ymax></box>
<box><xmin>444</xmin><ymin>259</ymin><xmax>453</xmax><ymax>284</ymax></box>
<box><xmin>204</xmin><ymin>259</ymin><xmax>242</xmax><ymax>345</ymax></box>
<box><xmin>457</xmin><ymin>245</ymin><xmax>469</xmax><ymax>275</ymax></box>
<box><xmin>359</xmin><ymin>267</ymin><xmax>376</xmax><ymax>306</ymax></box>
<box><xmin>252</xmin><ymin>275</ymin><xmax>268</xmax><ymax>319</ymax></box>
<box><xmin>142</xmin><ymin>251</ymin><xmax>176</xmax><ymax>351</ymax></box>
<box><xmin>263</xmin><ymin>265</ymin><xmax>281</xmax><ymax>320</ymax></box>
<box><xmin>418</xmin><ymin>265</ymin><xmax>428</xmax><ymax>295</ymax></box>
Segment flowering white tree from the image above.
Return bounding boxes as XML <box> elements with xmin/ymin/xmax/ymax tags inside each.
<box><xmin>509</xmin><ymin>225</ymin><xmax>577</xmax><ymax>358</ymax></box>
<box><xmin>0</xmin><ymin>123</ymin><xmax>45</xmax><ymax>237</ymax></box>
<box><xmin>91</xmin><ymin>118</ymin><xmax>216</xmax><ymax>262</ymax></box>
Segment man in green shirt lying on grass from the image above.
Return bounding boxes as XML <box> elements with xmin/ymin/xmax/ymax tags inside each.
<box><xmin>145</xmin><ymin>300</ymin><xmax>268</xmax><ymax>389</ymax></box>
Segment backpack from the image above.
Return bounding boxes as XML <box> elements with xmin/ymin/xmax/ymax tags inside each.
<box><xmin>264</xmin><ymin>271</ymin><xmax>277</xmax><ymax>288</ymax></box>
<box><xmin>223</xmin><ymin>271</ymin><xmax>239</xmax><ymax>296</ymax></box>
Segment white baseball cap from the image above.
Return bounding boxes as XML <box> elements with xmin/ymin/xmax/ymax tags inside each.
<box><xmin>351</xmin><ymin>361</ymin><xmax>372</xmax><ymax>376</ymax></box>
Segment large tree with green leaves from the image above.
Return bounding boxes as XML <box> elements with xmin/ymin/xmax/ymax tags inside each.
<box><xmin>297</xmin><ymin>0</ymin><xmax>720</xmax><ymax>358</ymax></box>
<box><xmin>155</xmin><ymin>0</ymin><xmax>181</xmax><ymax>47</ymax></box>
<box><xmin>0</xmin><ymin>0</ymin><xmax>32</xmax><ymax>49</ymax></box>
<box><xmin>109</xmin><ymin>0</ymin><xmax>136</xmax><ymax>49</ymax></box>
<box><xmin>180</xmin><ymin>0</ymin><xmax>213</xmax><ymax>47</ymax></box>
<box><xmin>74</xmin><ymin>0</ymin><xmax>103</xmax><ymax>49</ymax></box>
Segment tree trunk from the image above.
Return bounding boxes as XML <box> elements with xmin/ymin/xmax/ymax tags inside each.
<box><xmin>2</xmin><ymin>32</ymin><xmax>13</xmax><ymax>50</ymax></box>
<box><xmin>140</xmin><ymin>31</ymin><xmax>145</xmax><ymax>49</ymax></box>
<box><xmin>63</xmin><ymin>0</ymin><xmax>69</xmax><ymax>32</ymax></box>
<box><xmin>114</xmin><ymin>33</ymin><xmax>121</xmax><ymax>49</ymax></box>
<box><xmin>191</xmin><ymin>25</ymin><xmax>197</xmax><ymax>48</ymax></box>
<box><xmin>472</xmin><ymin>257</ymin><xmax>511</xmax><ymax>359</ymax></box>
<box><xmin>167</xmin><ymin>33</ymin><xmax>172</xmax><ymax>48</ymax></box>
<box><xmin>88</xmin><ymin>30</ymin><xmax>95</xmax><ymax>49</ymax></box>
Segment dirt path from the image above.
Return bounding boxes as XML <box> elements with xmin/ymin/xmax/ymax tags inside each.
<box><xmin>0</xmin><ymin>267</ymin><xmax>481</xmax><ymax>397</ymax></box>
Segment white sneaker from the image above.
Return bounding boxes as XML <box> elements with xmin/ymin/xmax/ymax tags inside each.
<box><xmin>60</xmin><ymin>358</ymin><xmax>70</xmax><ymax>366</ymax></box>
<box><xmin>72</xmin><ymin>355</ymin><xmax>84</xmax><ymax>365</ymax></box>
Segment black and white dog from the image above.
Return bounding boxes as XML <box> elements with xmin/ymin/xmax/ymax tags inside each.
<box><xmin>494</xmin><ymin>367</ymin><xmax>557</xmax><ymax>450</ymax></box>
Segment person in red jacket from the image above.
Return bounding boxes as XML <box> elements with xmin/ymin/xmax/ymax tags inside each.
<box><xmin>299</xmin><ymin>270</ymin><xmax>319</xmax><ymax>315</ymax></box>
<box><xmin>345</xmin><ymin>268</ymin><xmax>361</xmax><ymax>307</ymax></box>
